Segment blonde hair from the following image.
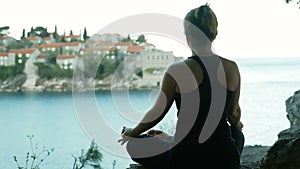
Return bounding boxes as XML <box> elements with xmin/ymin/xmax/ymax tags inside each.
<box><xmin>184</xmin><ymin>4</ymin><xmax>218</xmax><ymax>42</ymax></box>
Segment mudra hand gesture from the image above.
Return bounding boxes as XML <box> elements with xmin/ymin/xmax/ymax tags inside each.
<box><xmin>146</xmin><ymin>129</ymin><xmax>173</xmax><ymax>141</ymax></box>
<box><xmin>118</xmin><ymin>127</ymin><xmax>173</xmax><ymax>145</ymax></box>
<box><xmin>118</xmin><ymin>127</ymin><xmax>134</xmax><ymax>145</ymax></box>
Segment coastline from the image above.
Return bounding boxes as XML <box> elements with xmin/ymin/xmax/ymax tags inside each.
<box><xmin>0</xmin><ymin>71</ymin><xmax>163</xmax><ymax>93</ymax></box>
<box><xmin>0</xmin><ymin>77</ymin><xmax>161</xmax><ymax>93</ymax></box>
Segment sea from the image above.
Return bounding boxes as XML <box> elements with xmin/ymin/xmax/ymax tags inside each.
<box><xmin>1</xmin><ymin>56</ymin><xmax>300</xmax><ymax>169</ymax></box>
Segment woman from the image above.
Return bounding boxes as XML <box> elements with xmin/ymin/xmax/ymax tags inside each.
<box><xmin>118</xmin><ymin>4</ymin><xmax>244</xmax><ymax>169</ymax></box>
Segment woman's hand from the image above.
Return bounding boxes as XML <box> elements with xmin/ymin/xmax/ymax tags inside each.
<box><xmin>118</xmin><ymin>127</ymin><xmax>134</xmax><ymax>145</ymax></box>
<box><xmin>237</xmin><ymin>121</ymin><xmax>244</xmax><ymax>130</ymax></box>
<box><xmin>147</xmin><ymin>129</ymin><xmax>173</xmax><ymax>142</ymax></box>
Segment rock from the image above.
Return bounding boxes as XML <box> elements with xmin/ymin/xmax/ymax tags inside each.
<box><xmin>285</xmin><ymin>90</ymin><xmax>300</xmax><ymax>133</ymax></box>
<box><xmin>259</xmin><ymin>90</ymin><xmax>300</xmax><ymax>169</ymax></box>
<box><xmin>241</xmin><ymin>145</ymin><xmax>270</xmax><ymax>168</ymax></box>
<box><xmin>0</xmin><ymin>74</ymin><xmax>26</xmax><ymax>92</ymax></box>
<box><xmin>126</xmin><ymin>145</ymin><xmax>270</xmax><ymax>169</ymax></box>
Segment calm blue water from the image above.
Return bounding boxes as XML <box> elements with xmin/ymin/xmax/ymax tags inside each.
<box><xmin>1</xmin><ymin>57</ymin><xmax>300</xmax><ymax>169</ymax></box>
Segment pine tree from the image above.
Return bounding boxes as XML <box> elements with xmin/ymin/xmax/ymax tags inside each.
<box><xmin>21</xmin><ymin>29</ymin><xmax>26</xmax><ymax>40</ymax></box>
<box><xmin>54</xmin><ymin>25</ymin><xmax>59</xmax><ymax>40</ymax></box>
<box><xmin>83</xmin><ymin>27</ymin><xmax>89</xmax><ymax>41</ymax></box>
<box><xmin>28</xmin><ymin>26</ymin><xmax>35</xmax><ymax>37</ymax></box>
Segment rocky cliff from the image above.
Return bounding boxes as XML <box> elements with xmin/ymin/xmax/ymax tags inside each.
<box><xmin>259</xmin><ymin>89</ymin><xmax>300</xmax><ymax>169</ymax></box>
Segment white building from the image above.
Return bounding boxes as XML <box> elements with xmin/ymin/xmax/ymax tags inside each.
<box><xmin>26</xmin><ymin>36</ymin><xmax>42</xmax><ymax>45</ymax></box>
<box><xmin>35</xmin><ymin>54</ymin><xmax>46</xmax><ymax>63</ymax></box>
<box><xmin>123</xmin><ymin>46</ymin><xmax>176</xmax><ymax>78</ymax></box>
<box><xmin>140</xmin><ymin>50</ymin><xmax>175</xmax><ymax>70</ymax></box>
<box><xmin>56</xmin><ymin>55</ymin><xmax>77</xmax><ymax>69</ymax></box>
<box><xmin>62</xmin><ymin>42</ymin><xmax>82</xmax><ymax>55</ymax></box>
<box><xmin>0</xmin><ymin>36</ymin><xmax>16</xmax><ymax>46</ymax></box>
<box><xmin>38</xmin><ymin>43</ymin><xmax>63</xmax><ymax>53</ymax></box>
<box><xmin>0</xmin><ymin>53</ymin><xmax>14</xmax><ymax>66</ymax></box>
<box><xmin>43</xmin><ymin>37</ymin><xmax>56</xmax><ymax>44</ymax></box>
<box><xmin>8</xmin><ymin>48</ymin><xmax>40</xmax><ymax>65</ymax></box>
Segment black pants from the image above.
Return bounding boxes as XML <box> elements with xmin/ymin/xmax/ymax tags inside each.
<box><xmin>126</xmin><ymin>126</ymin><xmax>245</xmax><ymax>169</ymax></box>
<box><xmin>230</xmin><ymin>126</ymin><xmax>245</xmax><ymax>156</ymax></box>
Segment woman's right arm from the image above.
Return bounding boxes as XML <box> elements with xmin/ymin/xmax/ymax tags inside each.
<box><xmin>227</xmin><ymin>62</ymin><xmax>243</xmax><ymax>129</ymax></box>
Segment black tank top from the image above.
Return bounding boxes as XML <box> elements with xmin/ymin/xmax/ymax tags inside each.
<box><xmin>173</xmin><ymin>55</ymin><xmax>236</xmax><ymax>146</ymax></box>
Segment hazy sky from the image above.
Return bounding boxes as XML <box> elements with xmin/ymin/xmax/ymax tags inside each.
<box><xmin>2</xmin><ymin>0</ymin><xmax>300</xmax><ymax>58</ymax></box>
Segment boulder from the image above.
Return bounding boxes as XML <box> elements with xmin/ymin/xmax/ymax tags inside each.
<box><xmin>260</xmin><ymin>89</ymin><xmax>300</xmax><ymax>169</ymax></box>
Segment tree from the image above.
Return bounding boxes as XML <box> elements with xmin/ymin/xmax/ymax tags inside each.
<box><xmin>83</xmin><ymin>27</ymin><xmax>89</xmax><ymax>41</ymax></box>
<box><xmin>70</xmin><ymin>30</ymin><xmax>74</xmax><ymax>35</ymax></box>
<box><xmin>121</xmin><ymin>34</ymin><xmax>131</xmax><ymax>42</ymax></box>
<box><xmin>28</xmin><ymin>26</ymin><xmax>35</xmax><ymax>37</ymax></box>
<box><xmin>0</xmin><ymin>26</ymin><xmax>10</xmax><ymax>37</ymax></box>
<box><xmin>54</xmin><ymin>25</ymin><xmax>59</xmax><ymax>40</ymax></box>
<box><xmin>136</xmin><ymin>34</ymin><xmax>146</xmax><ymax>43</ymax></box>
<box><xmin>34</xmin><ymin>26</ymin><xmax>49</xmax><ymax>38</ymax></box>
<box><xmin>21</xmin><ymin>28</ymin><xmax>26</xmax><ymax>40</ymax></box>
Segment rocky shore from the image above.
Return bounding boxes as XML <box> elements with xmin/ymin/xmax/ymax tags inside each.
<box><xmin>0</xmin><ymin>72</ymin><xmax>161</xmax><ymax>92</ymax></box>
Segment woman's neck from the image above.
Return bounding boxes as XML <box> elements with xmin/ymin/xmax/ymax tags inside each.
<box><xmin>192</xmin><ymin>49</ymin><xmax>214</xmax><ymax>57</ymax></box>
<box><xmin>190</xmin><ymin>42</ymin><xmax>214</xmax><ymax>56</ymax></box>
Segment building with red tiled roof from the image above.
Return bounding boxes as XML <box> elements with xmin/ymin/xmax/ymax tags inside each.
<box><xmin>61</xmin><ymin>34</ymin><xmax>81</xmax><ymax>42</ymax></box>
<box><xmin>38</xmin><ymin>43</ymin><xmax>64</xmax><ymax>49</ymax></box>
<box><xmin>115</xmin><ymin>41</ymin><xmax>133</xmax><ymax>47</ymax></box>
<box><xmin>38</xmin><ymin>43</ymin><xmax>63</xmax><ymax>54</ymax></box>
<box><xmin>43</xmin><ymin>37</ymin><xmax>55</xmax><ymax>44</ymax></box>
<box><xmin>62</xmin><ymin>42</ymin><xmax>81</xmax><ymax>46</ymax></box>
<box><xmin>8</xmin><ymin>48</ymin><xmax>40</xmax><ymax>65</ymax></box>
<box><xmin>0</xmin><ymin>46</ymin><xmax>5</xmax><ymax>51</ymax></box>
<box><xmin>0</xmin><ymin>36</ymin><xmax>16</xmax><ymax>46</ymax></box>
<box><xmin>139</xmin><ymin>42</ymin><xmax>156</xmax><ymax>51</ymax></box>
<box><xmin>61</xmin><ymin>42</ymin><xmax>82</xmax><ymax>55</ymax></box>
<box><xmin>56</xmin><ymin>55</ymin><xmax>77</xmax><ymax>69</ymax></box>
<box><xmin>0</xmin><ymin>53</ymin><xmax>8</xmax><ymax>57</ymax></box>
<box><xmin>0</xmin><ymin>52</ymin><xmax>11</xmax><ymax>66</ymax></box>
<box><xmin>35</xmin><ymin>54</ymin><xmax>46</xmax><ymax>63</ymax></box>
<box><xmin>57</xmin><ymin>55</ymin><xmax>76</xmax><ymax>59</ymax></box>
<box><xmin>1</xmin><ymin>36</ymin><xmax>10</xmax><ymax>40</ymax></box>
<box><xmin>26</xmin><ymin>36</ymin><xmax>39</xmax><ymax>41</ymax></box>
<box><xmin>9</xmin><ymin>48</ymin><xmax>37</xmax><ymax>54</ymax></box>
<box><xmin>95</xmin><ymin>42</ymin><xmax>116</xmax><ymax>47</ymax></box>
<box><xmin>127</xmin><ymin>46</ymin><xmax>144</xmax><ymax>53</ymax></box>
<box><xmin>26</xmin><ymin>36</ymin><xmax>42</xmax><ymax>46</ymax></box>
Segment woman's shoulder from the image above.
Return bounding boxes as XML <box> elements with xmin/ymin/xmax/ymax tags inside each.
<box><xmin>164</xmin><ymin>58</ymin><xmax>198</xmax><ymax>80</ymax></box>
<box><xmin>219</xmin><ymin>56</ymin><xmax>239</xmax><ymax>71</ymax></box>
<box><xmin>219</xmin><ymin>56</ymin><xmax>237</xmax><ymax>65</ymax></box>
<box><xmin>166</xmin><ymin>59</ymin><xmax>188</xmax><ymax>72</ymax></box>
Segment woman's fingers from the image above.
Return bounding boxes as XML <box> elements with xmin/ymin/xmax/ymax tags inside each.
<box><xmin>118</xmin><ymin>138</ymin><xmax>128</xmax><ymax>145</ymax></box>
<box><xmin>147</xmin><ymin>130</ymin><xmax>155</xmax><ymax>136</ymax></box>
<box><xmin>118</xmin><ymin>127</ymin><xmax>133</xmax><ymax>146</ymax></box>
<box><xmin>147</xmin><ymin>129</ymin><xmax>163</xmax><ymax>136</ymax></box>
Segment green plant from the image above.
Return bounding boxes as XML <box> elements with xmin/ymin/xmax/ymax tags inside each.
<box><xmin>72</xmin><ymin>140</ymin><xmax>103</xmax><ymax>169</ymax></box>
<box><xmin>35</xmin><ymin>63</ymin><xmax>73</xmax><ymax>79</ymax></box>
<box><xmin>13</xmin><ymin>135</ymin><xmax>55</xmax><ymax>169</ymax></box>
